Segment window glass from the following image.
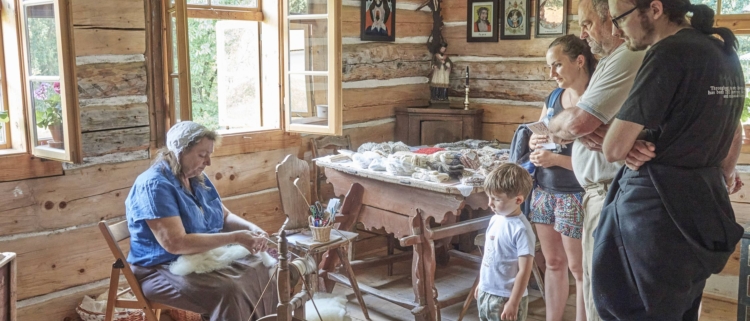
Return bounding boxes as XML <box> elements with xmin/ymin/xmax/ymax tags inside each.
<box><xmin>188</xmin><ymin>18</ymin><xmax>261</xmax><ymax>131</ymax></box>
<box><xmin>289</xmin><ymin>75</ymin><xmax>328</xmax><ymax>126</ymax></box>
<box><xmin>30</xmin><ymin>80</ymin><xmax>63</xmax><ymax>149</ymax></box>
<box><xmin>0</xmin><ymin>123</ymin><xmax>5</xmax><ymax>145</ymax></box>
<box><xmin>288</xmin><ymin>20</ymin><xmax>328</xmax><ymax>72</ymax></box>
<box><xmin>25</xmin><ymin>4</ymin><xmax>58</xmax><ymax>77</ymax></box>
<box><xmin>737</xmin><ymin>35</ymin><xmax>750</xmax><ymax>84</ymax></box>
<box><xmin>213</xmin><ymin>0</ymin><xmax>257</xmax><ymax>7</ymax></box>
<box><xmin>289</xmin><ymin>0</ymin><xmax>326</xmax><ymax>15</ymax></box>
<box><xmin>719</xmin><ymin>0</ymin><xmax>750</xmax><ymax>14</ymax></box>
<box><xmin>25</xmin><ymin>3</ymin><xmax>64</xmax><ymax>151</ymax></box>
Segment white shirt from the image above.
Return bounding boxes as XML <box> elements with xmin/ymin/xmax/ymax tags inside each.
<box><xmin>479</xmin><ymin>214</ymin><xmax>535</xmax><ymax>297</ymax></box>
<box><xmin>572</xmin><ymin>43</ymin><xmax>646</xmax><ymax>186</ymax></box>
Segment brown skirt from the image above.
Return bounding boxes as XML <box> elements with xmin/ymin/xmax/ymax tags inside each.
<box><xmin>132</xmin><ymin>255</ymin><xmax>278</xmax><ymax>321</ymax></box>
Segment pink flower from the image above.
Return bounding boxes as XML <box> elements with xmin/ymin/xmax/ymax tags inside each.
<box><xmin>53</xmin><ymin>82</ymin><xmax>60</xmax><ymax>94</ymax></box>
<box><xmin>33</xmin><ymin>83</ymin><xmax>49</xmax><ymax>100</ymax></box>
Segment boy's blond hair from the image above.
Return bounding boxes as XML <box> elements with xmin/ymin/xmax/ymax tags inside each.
<box><xmin>484</xmin><ymin>163</ymin><xmax>533</xmax><ymax>197</ymax></box>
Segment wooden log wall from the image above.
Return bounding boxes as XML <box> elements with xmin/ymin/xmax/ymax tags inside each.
<box><xmin>1</xmin><ymin>0</ymin><xmax>744</xmax><ymax>319</ymax></box>
<box><xmin>0</xmin><ymin>0</ymin><xmax>412</xmax><ymax>320</ymax></box>
<box><xmin>441</xmin><ymin>0</ymin><xmax>581</xmax><ymax>143</ymax></box>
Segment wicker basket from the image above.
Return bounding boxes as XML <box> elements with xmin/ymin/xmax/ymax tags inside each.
<box><xmin>169</xmin><ymin>309</ymin><xmax>203</xmax><ymax>321</ymax></box>
<box><xmin>310</xmin><ymin>224</ymin><xmax>332</xmax><ymax>242</ymax></box>
<box><xmin>75</xmin><ymin>305</ymin><xmax>144</xmax><ymax>321</ymax></box>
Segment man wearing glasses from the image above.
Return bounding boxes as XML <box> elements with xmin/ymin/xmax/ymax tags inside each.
<box><xmin>548</xmin><ymin>0</ymin><xmax>645</xmax><ymax>319</ymax></box>
<box><xmin>593</xmin><ymin>0</ymin><xmax>745</xmax><ymax>319</ymax></box>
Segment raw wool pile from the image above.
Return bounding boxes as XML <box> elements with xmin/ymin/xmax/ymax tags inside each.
<box><xmin>430</xmin><ymin>150</ymin><xmax>462</xmax><ymax>166</ymax></box>
<box><xmin>385</xmin><ymin>152</ymin><xmax>430</xmax><ymax>176</ymax></box>
<box><xmin>305</xmin><ymin>293</ymin><xmax>350</xmax><ymax>321</ymax></box>
<box><xmin>351</xmin><ymin>151</ymin><xmax>382</xmax><ymax>169</ymax></box>
<box><xmin>168</xmin><ymin>245</ymin><xmax>277</xmax><ymax>278</ymax></box>
<box><xmin>435</xmin><ymin>139</ymin><xmax>503</xmax><ymax>150</ymax></box>
<box><xmin>357</xmin><ymin>141</ymin><xmax>410</xmax><ymax>155</ymax></box>
<box><xmin>426</xmin><ymin>160</ymin><xmax>464</xmax><ymax>178</ymax></box>
<box><xmin>411</xmin><ymin>168</ymin><xmax>449</xmax><ymax>183</ymax></box>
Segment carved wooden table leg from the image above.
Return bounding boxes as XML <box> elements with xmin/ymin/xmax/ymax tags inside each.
<box><xmin>409</xmin><ymin>210</ymin><xmax>440</xmax><ymax>321</ymax></box>
<box><xmin>434</xmin><ymin>212</ymin><xmax>457</xmax><ymax>266</ymax></box>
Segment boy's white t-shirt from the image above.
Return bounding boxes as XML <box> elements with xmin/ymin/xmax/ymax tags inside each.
<box><xmin>479</xmin><ymin>214</ymin><xmax>536</xmax><ymax>297</ymax></box>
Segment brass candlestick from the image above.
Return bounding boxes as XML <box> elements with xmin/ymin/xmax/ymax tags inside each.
<box><xmin>464</xmin><ymin>66</ymin><xmax>470</xmax><ymax>110</ymax></box>
<box><xmin>464</xmin><ymin>85</ymin><xmax>470</xmax><ymax>110</ymax></box>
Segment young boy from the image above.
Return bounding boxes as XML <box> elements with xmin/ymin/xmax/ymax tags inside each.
<box><xmin>476</xmin><ymin>162</ymin><xmax>535</xmax><ymax>321</ymax></box>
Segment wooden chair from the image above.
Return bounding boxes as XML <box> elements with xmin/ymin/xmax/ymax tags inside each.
<box><xmin>98</xmin><ymin>220</ymin><xmax>174</xmax><ymax>321</ymax></box>
<box><xmin>457</xmin><ymin>232</ymin><xmax>545</xmax><ymax>321</ymax></box>
<box><xmin>275</xmin><ymin>154</ymin><xmax>370</xmax><ymax>320</ymax></box>
<box><xmin>310</xmin><ymin>135</ymin><xmax>351</xmax><ymax>203</ymax></box>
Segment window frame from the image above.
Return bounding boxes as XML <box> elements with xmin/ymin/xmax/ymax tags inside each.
<box><xmin>0</xmin><ymin>0</ymin><xmax>81</xmax><ymax>165</ymax></box>
<box><xmin>0</xmin><ymin>14</ymin><xmax>11</xmax><ymax>151</ymax></box>
<box><xmin>282</xmin><ymin>0</ymin><xmax>342</xmax><ymax>136</ymax></box>
<box><xmin>164</xmin><ymin>0</ymin><xmax>269</xmax><ymax>130</ymax></box>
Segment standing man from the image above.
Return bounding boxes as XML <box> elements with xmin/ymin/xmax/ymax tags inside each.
<box><xmin>596</xmin><ymin>0</ymin><xmax>745</xmax><ymax>319</ymax></box>
<box><xmin>547</xmin><ymin>0</ymin><xmax>645</xmax><ymax>319</ymax></box>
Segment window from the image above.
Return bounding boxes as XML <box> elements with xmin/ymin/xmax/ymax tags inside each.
<box><xmin>165</xmin><ymin>0</ymin><xmax>341</xmax><ymax>137</ymax></box>
<box><xmin>166</xmin><ymin>0</ymin><xmax>279</xmax><ymax>133</ymax></box>
<box><xmin>0</xmin><ymin>0</ymin><xmax>81</xmax><ymax>163</ymax></box>
<box><xmin>0</xmin><ymin>16</ymin><xmax>10</xmax><ymax>151</ymax></box>
<box><xmin>283</xmin><ymin>0</ymin><xmax>342</xmax><ymax>135</ymax></box>
<box><xmin>698</xmin><ymin>0</ymin><xmax>750</xmax><ymax>87</ymax></box>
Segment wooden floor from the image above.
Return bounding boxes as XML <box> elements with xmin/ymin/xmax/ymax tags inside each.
<box><xmin>329</xmin><ymin>260</ymin><xmax>739</xmax><ymax>321</ymax></box>
<box><xmin>160</xmin><ymin>250</ymin><xmax>739</xmax><ymax>321</ymax></box>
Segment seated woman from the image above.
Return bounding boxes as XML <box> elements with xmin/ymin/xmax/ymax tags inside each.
<box><xmin>125</xmin><ymin>121</ymin><xmax>277</xmax><ymax>321</ymax></box>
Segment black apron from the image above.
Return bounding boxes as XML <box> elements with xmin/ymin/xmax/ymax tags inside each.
<box><xmin>591</xmin><ymin>164</ymin><xmax>743</xmax><ymax>321</ymax></box>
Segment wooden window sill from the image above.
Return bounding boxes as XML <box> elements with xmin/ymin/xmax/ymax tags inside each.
<box><xmin>0</xmin><ymin>152</ymin><xmax>62</xmax><ymax>182</ymax></box>
<box><xmin>213</xmin><ymin>129</ymin><xmax>302</xmax><ymax>157</ymax></box>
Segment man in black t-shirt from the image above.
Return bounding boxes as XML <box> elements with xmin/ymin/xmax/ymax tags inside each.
<box><xmin>592</xmin><ymin>0</ymin><xmax>745</xmax><ymax>319</ymax></box>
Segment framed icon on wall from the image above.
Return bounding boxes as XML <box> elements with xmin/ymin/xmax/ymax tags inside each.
<box><xmin>500</xmin><ymin>0</ymin><xmax>530</xmax><ymax>40</ymax></box>
<box><xmin>535</xmin><ymin>0</ymin><xmax>568</xmax><ymax>38</ymax></box>
<box><xmin>467</xmin><ymin>0</ymin><xmax>499</xmax><ymax>42</ymax></box>
<box><xmin>361</xmin><ymin>0</ymin><xmax>396</xmax><ymax>42</ymax></box>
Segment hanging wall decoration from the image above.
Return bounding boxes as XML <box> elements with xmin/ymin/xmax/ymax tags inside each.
<box><xmin>500</xmin><ymin>0</ymin><xmax>530</xmax><ymax>39</ymax></box>
<box><xmin>467</xmin><ymin>0</ymin><xmax>499</xmax><ymax>42</ymax></box>
<box><xmin>361</xmin><ymin>0</ymin><xmax>397</xmax><ymax>41</ymax></box>
<box><xmin>535</xmin><ymin>0</ymin><xmax>567</xmax><ymax>37</ymax></box>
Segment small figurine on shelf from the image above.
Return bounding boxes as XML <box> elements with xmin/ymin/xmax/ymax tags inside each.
<box><xmin>429</xmin><ymin>41</ymin><xmax>452</xmax><ymax>107</ymax></box>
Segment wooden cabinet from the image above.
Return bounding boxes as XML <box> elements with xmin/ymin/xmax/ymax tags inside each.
<box><xmin>395</xmin><ymin>108</ymin><xmax>484</xmax><ymax>146</ymax></box>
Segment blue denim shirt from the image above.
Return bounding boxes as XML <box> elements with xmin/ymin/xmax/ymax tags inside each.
<box><xmin>125</xmin><ymin>162</ymin><xmax>224</xmax><ymax>266</ymax></box>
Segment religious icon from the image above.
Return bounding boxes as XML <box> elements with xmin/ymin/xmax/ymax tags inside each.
<box><xmin>535</xmin><ymin>0</ymin><xmax>567</xmax><ymax>37</ymax></box>
<box><xmin>501</xmin><ymin>0</ymin><xmax>530</xmax><ymax>39</ymax></box>
<box><xmin>361</xmin><ymin>0</ymin><xmax>396</xmax><ymax>42</ymax></box>
<box><xmin>467</xmin><ymin>0</ymin><xmax>498</xmax><ymax>42</ymax></box>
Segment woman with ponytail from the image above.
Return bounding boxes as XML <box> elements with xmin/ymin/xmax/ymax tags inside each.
<box><xmin>590</xmin><ymin>0</ymin><xmax>746</xmax><ymax>319</ymax></box>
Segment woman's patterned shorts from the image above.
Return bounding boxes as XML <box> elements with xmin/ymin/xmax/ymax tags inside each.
<box><xmin>529</xmin><ymin>186</ymin><xmax>584</xmax><ymax>239</ymax></box>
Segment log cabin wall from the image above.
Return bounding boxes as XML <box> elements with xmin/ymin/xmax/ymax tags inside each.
<box><xmin>0</xmin><ymin>1</ymin><xmax>743</xmax><ymax>320</ymax></box>
<box><xmin>442</xmin><ymin>0</ymin><xmax>581</xmax><ymax>143</ymax></box>
<box><xmin>0</xmin><ymin>0</ymin><xmax>416</xmax><ymax>319</ymax></box>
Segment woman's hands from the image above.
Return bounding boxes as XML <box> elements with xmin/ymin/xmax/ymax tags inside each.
<box><xmin>234</xmin><ymin>230</ymin><xmax>269</xmax><ymax>255</ymax></box>
<box><xmin>528</xmin><ymin>134</ymin><xmax>548</xmax><ymax>150</ymax></box>
<box><xmin>530</xmin><ymin>149</ymin><xmax>558</xmax><ymax>168</ymax></box>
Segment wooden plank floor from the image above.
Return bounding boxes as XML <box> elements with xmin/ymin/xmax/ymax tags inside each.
<box><xmin>331</xmin><ymin>260</ymin><xmax>739</xmax><ymax>321</ymax></box>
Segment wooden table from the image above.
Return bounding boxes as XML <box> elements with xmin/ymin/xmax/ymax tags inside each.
<box><xmin>316</xmin><ymin>157</ymin><xmax>492</xmax><ymax>321</ymax></box>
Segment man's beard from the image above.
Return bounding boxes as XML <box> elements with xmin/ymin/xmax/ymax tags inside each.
<box><xmin>589</xmin><ymin>39</ymin><xmax>604</xmax><ymax>55</ymax></box>
<box><xmin>627</xmin><ymin>14</ymin><xmax>655</xmax><ymax>51</ymax></box>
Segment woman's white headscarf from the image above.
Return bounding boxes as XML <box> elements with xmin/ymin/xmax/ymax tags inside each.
<box><xmin>166</xmin><ymin>121</ymin><xmax>207</xmax><ymax>161</ymax></box>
